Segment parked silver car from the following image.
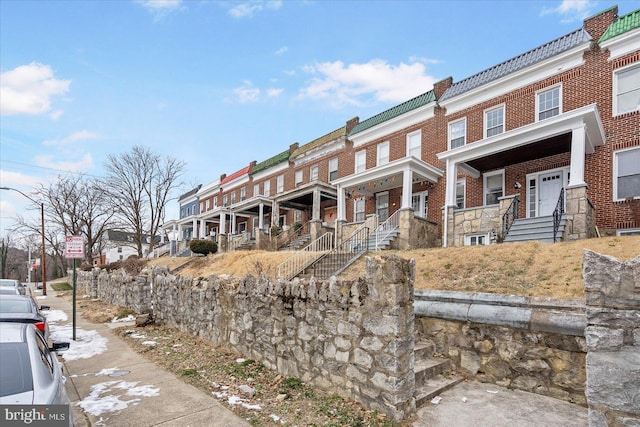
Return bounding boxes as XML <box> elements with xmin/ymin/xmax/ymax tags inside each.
<box><xmin>0</xmin><ymin>322</ymin><xmax>72</xmax><ymax>425</ymax></box>
<box><xmin>0</xmin><ymin>279</ymin><xmax>26</xmax><ymax>295</ymax></box>
<box><xmin>0</xmin><ymin>294</ymin><xmax>51</xmax><ymax>342</ymax></box>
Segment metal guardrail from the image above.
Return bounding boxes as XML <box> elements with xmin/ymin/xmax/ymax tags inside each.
<box><xmin>277</xmin><ymin>232</ymin><xmax>334</xmax><ymax>280</ymax></box>
<box><xmin>553</xmin><ymin>188</ymin><xmax>565</xmax><ymax>243</ymax></box>
<box><xmin>308</xmin><ymin>226</ymin><xmax>370</xmax><ymax>279</ymax></box>
<box><xmin>373</xmin><ymin>210</ymin><xmax>400</xmax><ymax>250</ymax></box>
<box><xmin>277</xmin><ymin>220</ymin><xmax>310</xmax><ymax>250</ymax></box>
<box><xmin>501</xmin><ymin>196</ymin><xmax>519</xmax><ymax>241</ymax></box>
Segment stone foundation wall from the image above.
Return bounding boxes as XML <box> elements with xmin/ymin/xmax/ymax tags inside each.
<box><xmin>583</xmin><ymin>250</ymin><xmax>640</xmax><ymax>426</ymax></box>
<box><xmin>77</xmin><ymin>268</ymin><xmax>152</xmax><ymax>314</ymax></box>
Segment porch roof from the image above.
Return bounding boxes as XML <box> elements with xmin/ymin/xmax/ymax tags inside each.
<box><xmin>436</xmin><ymin>104</ymin><xmax>605</xmax><ymax>172</ymax></box>
<box><xmin>332</xmin><ymin>156</ymin><xmax>443</xmax><ymax>197</ymax></box>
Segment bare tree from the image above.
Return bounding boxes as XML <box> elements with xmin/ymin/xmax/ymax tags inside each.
<box><xmin>0</xmin><ymin>234</ymin><xmax>11</xmax><ymax>279</ymax></box>
<box><xmin>104</xmin><ymin>146</ymin><xmax>184</xmax><ymax>257</ymax></box>
<box><xmin>36</xmin><ymin>174</ymin><xmax>116</xmax><ymax>265</ymax></box>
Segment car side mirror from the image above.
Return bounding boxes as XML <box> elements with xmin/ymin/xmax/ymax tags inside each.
<box><xmin>50</xmin><ymin>342</ymin><xmax>70</xmax><ymax>352</ymax></box>
<box><xmin>40</xmin><ymin>305</ymin><xmax>51</xmax><ymax>310</ymax></box>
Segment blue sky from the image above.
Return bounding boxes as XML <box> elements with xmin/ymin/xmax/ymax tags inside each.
<box><xmin>1</xmin><ymin>0</ymin><xmax>639</xmax><ymax>236</ymax></box>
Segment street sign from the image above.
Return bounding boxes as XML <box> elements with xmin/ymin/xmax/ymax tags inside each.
<box><xmin>65</xmin><ymin>236</ymin><xmax>85</xmax><ymax>259</ymax></box>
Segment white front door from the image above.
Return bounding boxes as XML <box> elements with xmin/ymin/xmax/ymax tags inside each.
<box><xmin>376</xmin><ymin>192</ymin><xmax>389</xmax><ymax>222</ymax></box>
<box><xmin>538</xmin><ymin>171</ymin><xmax>563</xmax><ymax>216</ymax></box>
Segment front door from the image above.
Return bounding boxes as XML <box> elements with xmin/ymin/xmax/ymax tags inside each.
<box><xmin>376</xmin><ymin>192</ymin><xmax>389</xmax><ymax>222</ymax></box>
<box><xmin>538</xmin><ymin>171</ymin><xmax>563</xmax><ymax>216</ymax></box>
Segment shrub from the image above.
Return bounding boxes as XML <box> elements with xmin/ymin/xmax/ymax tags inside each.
<box><xmin>189</xmin><ymin>239</ymin><xmax>218</xmax><ymax>256</ymax></box>
<box><xmin>123</xmin><ymin>255</ymin><xmax>146</xmax><ymax>275</ymax></box>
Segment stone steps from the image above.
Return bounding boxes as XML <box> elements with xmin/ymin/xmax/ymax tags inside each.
<box><xmin>414</xmin><ymin>340</ymin><xmax>464</xmax><ymax>408</ymax></box>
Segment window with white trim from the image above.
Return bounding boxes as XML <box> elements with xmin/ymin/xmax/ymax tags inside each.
<box><xmin>617</xmin><ymin>228</ymin><xmax>640</xmax><ymax>236</ymax></box>
<box><xmin>536</xmin><ymin>85</ymin><xmax>561</xmax><ymax>121</ymax></box>
<box><xmin>355</xmin><ymin>150</ymin><xmax>366</xmax><ymax>173</ymax></box>
<box><xmin>264</xmin><ymin>180</ymin><xmax>270</xmax><ymax>197</ymax></box>
<box><xmin>411</xmin><ymin>191</ymin><xmax>428</xmax><ymax>218</ymax></box>
<box><xmin>449</xmin><ymin>119</ymin><xmax>466</xmax><ymax>149</ymax></box>
<box><xmin>230</xmin><ymin>192</ymin><xmax>236</xmax><ymax>204</ymax></box>
<box><xmin>377</xmin><ymin>141</ymin><xmax>390</xmax><ymax>166</ymax></box>
<box><xmin>276</xmin><ymin>175</ymin><xmax>284</xmax><ymax>193</ymax></box>
<box><xmin>407</xmin><ymin>130</ymin><xmax>421</xmax><ymax>158</ymax></box>
<box><xmin>354</xmin><ymin>197</ymin><xmax>365</xmax><ymax>222</ymax></box>
<box><xmin>455</xmin><ymin>179</ymin><xmax>465</xmax><ymax>210</ymax></box>
<box><xmin>310</xmin><ymin>165</ymin><xmax>319</xmax><ymax>181</ymax></box>
<box><xmin>253</xmin><ymin>184</ymin><xmax>260</xmax><ymax>197</ymax></box>
<box><xmin>223</xmin><ymin>195</ymin><xmax>228</xmax><ymax>206</ymax></box>
<box><xmin>465</xmin><ymin>234</ymin><xmax>488</xmax><ymax>246</ymax></box>
<box><xmin>240</xmin><ymin>187</ymin><xmax>246</xmax><ymax>201</ymax></box>
<box><xmin>484</xmin><ymin>170</ymin><xmax>504</xmax><ymax>206</ymax></box>
<box><xmin>206</xmin><ymin>199</ymin><xmax>210</xmax><ymax>210</ymax></box>
<box><xmin>200</xmin><ymin>202</ymin><xmax>204</xmax><ymax>212</ymax></box>
<box><xmin>329</xmin><ymin>158</ymin><xmax>338</xmax><ymax>181</ymax></box>
<box><xmin>614</xmin><ymin>64</ymin><xmax>640</xmax><ymax>115</ymax></box>
<box><xmin>295</xmin><ymin>170</ymin><xmax>303</xmax><ymax>186</ymax></box>
<box><xmin>614</xmin><ymin>147</ymin><xmax>640</xmax><ymax>200</ymax></box>
<box><xmin>485</xmin><ymin>105</ymin><xmax>504</xmax><ymax>137</ymax></box>
<box><xmin>213</xmin><ymin>197</ymin><xmax>218</xmax><ymax>208</ymax></box>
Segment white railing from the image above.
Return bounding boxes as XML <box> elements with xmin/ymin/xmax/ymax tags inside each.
<box><xmin>373</xmin><ymin>210</ymin><xmax>401</xmax><ymax>250</ymax></box>
<box><xmin>147</xmin><ymin>242</ymin><xmax>171</xmax><ymax>259</ymax></box>
<box><xmin>227</xmin><ymin>234</ymin><xmax>244</xmax><ymax>252</ymax></box>
<box><xmin>277</xmin><ymin>232</ymin><xmax>334</xmax><ymax>280</ymax></box>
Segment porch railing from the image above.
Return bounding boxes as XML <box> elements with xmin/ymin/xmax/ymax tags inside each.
<box><xmin>553</xmin><ymin>188</ymin><xmax>565</xmax><ymax>243</ymax></box>
<box><xmin>501</xmin><ymin>196</ymin><xmax>519</xmax><ymax>241</ymax></box>
<box><xmin>373</xmin><ymin>210</ymin><xmax>401</xmax><ymax>251</ymax></box>
<box><xmin>277</xmin><ymin>232</ymin><xmax>334</xmax><ymax>280</ymax></box>
<box><xmin>277</xmin><ymin>220</ymin><xmax>310</xmax><ymax>250</ymax></box>
<box><xmin>308</xmin><ymin>226</ymin><xmax>370</xmax><ymax>279</ymax></box>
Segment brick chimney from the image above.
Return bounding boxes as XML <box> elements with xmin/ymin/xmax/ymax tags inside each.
<box><xmin>584</xmin><ymin>5</ymin><xmax>618</xmax><ymax>41</ymax></box>
<box><xmin>346</xmin><ymin>116</ymin><xmax>360</xmax><ymax>134</ymax></box>
<box><xmin>289</xmin><ymin>142</ymin><xmax>299</xmax><ymax>153</ymax></box>
<box><xmin>433</xmin><ymin>77</ymin><xmax>453</xmax><ymax>99</ymax></box>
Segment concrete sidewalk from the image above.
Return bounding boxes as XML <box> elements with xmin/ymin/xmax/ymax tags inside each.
<box><xmin>38</xmin><ymin>289</ymin><xmax>249</xmax><ymax>427</ymax></box>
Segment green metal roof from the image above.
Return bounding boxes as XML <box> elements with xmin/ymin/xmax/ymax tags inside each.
<box><xmin>349</xmin><ymin>90</ymin><xmax>436</xmax><ymax>136</ymax></box>
<box><xmin>599</xmin><ymin>8</ymin><xmax>640</xmax><ymax>43</ymax></box>
<box><xmin>249</xmin><ymin>149</ymin><xmax>290</xmax><ymax>175</ymax></box>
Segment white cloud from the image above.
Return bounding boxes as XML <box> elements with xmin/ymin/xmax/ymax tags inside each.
<box><xmin>0</xmin><ymin>63</ymin><xmax>70</xmax><ymax>116</ymax></box>
<box><xmin>228</xmin><ymin>0</ymin><xmax>282</xmax><ymax>18</ymax></box>
<box><xmin>275</xmin><ymin>46</ymin><xmax>288</xmax><ymax>56</ymax></box>
<box><xmin>233</xmin><ymin>81</ymin><xmax>260</xmax><ymax>103</ymax></box>
<box><xmin>299</xmin><ymin>59</ymin><xmax>438</xmax><ymax>108</ymax></box>
<box><xmin>267</xmin><ymin>88</ymin><xmax>283</xmax><ymax>97</ymax></box>
<box><xmin>42</xmin><ymin>130</ymin><xmax>101</xmax><ymax>147</ymax></box>
<box><xmin>0</xmin><ymin>170</ymin><xmax>43</xmax><ymax>188</ymax></box>
<box><xmin>34</xmin><ymin>152</ymin><xmax>94</xmax><ymax>173</ymax></box>
<box><xmin>137</xmin><ymin>0</ymin><xmax>183</xmax><ymax>19</ymax></box>
<box><xmin>540</xmin><ymin>0</ymin><xmax>595</xmax><ymax>23</ymax></box>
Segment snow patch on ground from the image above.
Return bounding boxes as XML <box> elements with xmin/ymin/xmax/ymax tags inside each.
<box><xmin>76</xmin><ymin>380</ymin><xmax>160</xmax><ymax>416</ymax></box>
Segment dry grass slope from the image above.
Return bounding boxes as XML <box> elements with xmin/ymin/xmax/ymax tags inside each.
<box><xmin>150</xmin><ymin>235</ymin><xmax>640</xmax><ymax>299</ymax></box>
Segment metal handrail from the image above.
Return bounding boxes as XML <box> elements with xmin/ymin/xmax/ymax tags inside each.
<box><xmin>277</xmin><ymin>220</ymin><xmax>311</xmax><ymax>250</ymax></box>
<box><xmin>308</xmin><ymin>226</ymin><xmax>370</xmax><ymax>279</ymax></box>
<box><xmin>373</xmin><ymin>210</ymin><xmax>400</xmax><ymax>251</ymax></box>
<box><xmin>277</xmin><ymin>232</ymin><xmax>334</xmax><ymax>280</ymax></box>
<box><xmin>553</xmin><ymin>188</ymin><xmax>565</xmax><ymax>243</ymax></box>
<box><xmin>501</xmin><ymin>196</ymin><xmax>519</xmax><ymax>240</ymax></box>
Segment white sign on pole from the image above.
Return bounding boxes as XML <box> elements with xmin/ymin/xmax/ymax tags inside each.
<box><xmin>65</xmin><ymin>236</ymin><xmax>85</xmax><ymax>259</ymax></box>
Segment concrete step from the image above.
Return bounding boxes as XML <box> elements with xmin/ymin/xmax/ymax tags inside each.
<box><xmin>414</xmin><ymin>374</ymin><xmax>465</xmax><ymax>408</ymax></box>
<box><xmin>414</xmin><ymin>340</ymin><xmax>436</xmax><ymax>359</ymax></box>
<box><xmin>414</xmin><ymin>357</ymin><xmax>453</xmax><ymax>387</ymax></box>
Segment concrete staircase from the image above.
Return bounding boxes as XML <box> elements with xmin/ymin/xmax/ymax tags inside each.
<box><xmin>503</xmin><ymin>215</ymin><xmax>566</xmax><ymax>243</ymax></box>
<box><xmin>279</xmin><ymin>234</ymin><xmax>311</xmax><ymax>251</ymax></box>
<box><xmin>235</xmin><ymin>240</ymin><xmax>256</xmax><ymax>251</ymax></box>
<box><xmin>414</xmin><ymin>340</ymin><xmax>464</xmax><ymax>408</ymax></box>
<box><xmin>366</xmin><ymin>227</ymin><xmax>400</xmax><ymax>250</ymax></box>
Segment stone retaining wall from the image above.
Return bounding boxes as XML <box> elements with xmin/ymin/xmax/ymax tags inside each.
<box><xmin>77</xmin><ymin>269</ymin><xmax>152</xmax><ymax>315</ymax></box>
<box><xmin>583</xmin><ymin>250</ymin><xmax>640</xmax><ymax>426</ymax></box>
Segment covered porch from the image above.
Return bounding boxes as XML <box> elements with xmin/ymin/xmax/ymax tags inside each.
<box><xmin>438</xmin><ymin>104</ymin><xmax>605</xmax><ymax>247</ymax></box>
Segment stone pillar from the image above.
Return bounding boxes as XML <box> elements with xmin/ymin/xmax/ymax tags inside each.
<box><xmin>272</xmin><ymin>201</ymin><xmax>280</xmax><ymax>228</ymax></box>
<box><xmin>218</xmin><ymin>234</ymin><xmax>228</xmax><ymax>253</ymax></box>
<box><xmin>583</xmin><ymin>250</ymin><xmax>640</xmax><ymax>426</ymax></box>
<box><xmin>565</xmin><ymin>185</ymin><xmax>594</xmax><ymax>240</ymax></box>
<box><xmin>310</xmin><ymin>220</ymin><xmax>322</xmax><ymax>242</ymax></box>
<box><xmin>312</xmin><ymin>188</ymin><xmax>321</xmax><ymax>220</ymax></box>
<box><xmin>397</xmin><ymin>208</ymin><xmax>413</xmax><ymax>250</ymax></box>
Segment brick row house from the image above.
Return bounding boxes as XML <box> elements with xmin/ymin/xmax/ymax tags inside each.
<box><xmin>163</xmin><ymin>6</ymin><xmax>639</xmax><ymax>256</ymax></box>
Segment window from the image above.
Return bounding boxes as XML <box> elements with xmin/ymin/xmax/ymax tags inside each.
<box><xmin>240</xmin><ymin>187</ymin><xmax>246</xmax><ymax>201</ymax></box>
<box><xmin>537</xmin><ymin>85</ymin><xmax>561</xmax><ymax>121</ymax></box>
<box><xmin>206</xmin><ymin>199</ymin><xmax>210</xmax><ymax>210</ymax></box>
<box><xmin>355</xmin><ymin>150</ymin><xmax>366</xmax><ymax>173</ymax></box>
<box><xmin>223</xmin><ymin>195</ymin><xmax>228</xmax><ymax>206</ymax></box>
<box><xmin>484</xmin><ymin>170</ymin><xmax>504</xmax><ymax>205</ymax></box>
<box><xmin>485</xmin><ymin>105</ymin><xmax>504</xmax><ymax>137</ymax></box>
<box><xmin>277</xmin><ymin>175</ymin><xmax>284</xmax><ymax>193</ymax></box>
<box><xmin>614</xmin><ymin>147</ymin><xmax>640</xmax><ymax>200</ymax></box>
<box><xmin>253</xmin><ymin>184</ymin><xmax>260</xmax><ymax>197</ymax></box>
<box><xmin>329</xmin><ymin>158</ymin><xmax>338</xmax><ymax>181</ymax></box>
<box><xmin>264</xmin><ymin>180</ymin><xmax>271</xmax><ymax>197</ymax></box>
<box><xmin>377</xmin><ymin>142</ymin><xmax>390</xmax><ymax>166</ymax></box>
<box><xmin>455</xmin><ymin>179</ymin><xmax>465</xmax><ymax>209</ymax></box>
<box><xmin>407</xmin><ymin>130</ymin><xmax>421</xmax><ymax>158</ymax></box>
<box><xmin>295</xmin><ymin>170</ymin><xmax>303</xmax><ymax>186</ymax></box>
<box><xmin>213</xmin><ymin>197</ymin><xmax>218</xmax><ymax>208</ymax></box>
<box><xmin>449</xmin><ymin>119</ymin><xmax>466</xmax><ymax>149</ymax></box>
<box><xmin>617</xmin><ymin>228</ymin><xmax>640</xmax><ymax>236</ymax></box>
<box><xmin>614</xmin><ymin>64</ymin><xmax>640</xmax><ymax>115</ymax></box>
<box><xmin>294</xmin><ymin>210</ymin><xmax>302</xmax><ymax>223</ymax></box>
<box><xmin>354</xmin><ymin>197</ymin><xmax>365</xmax><ymax>222</ymax></box>
<box><xmin>117</xmin><ymin>246</ymin><xmax>122</xmax><ymax>253</ymax></box>
<box><xmin>230</xmin><ymin>192</ymin><xmax>236</xmax><ymax>204</ymax></box>
<box><xmin>200</xmin><ymin>202</ymin><xmax>204</xmax><ymax>212</ymax></box>
<box><xmin>465</xmin><ymin>234</ymin><xmax>488</xmax><ymax>246</ymax></box>
<box><xmin>310</xmin><ymin>165</ymin><xmax>319</xmax><ymax>181</ymax></box>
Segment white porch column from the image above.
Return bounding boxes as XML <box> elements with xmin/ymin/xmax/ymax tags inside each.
<box><xmin>445</xmin><ymin>159</ymin><xmax>458</xmax><ymax>207</ymax></box>
<box><xmin>178</xmin><ymin>224</ymin><xmax>183</xmax><ymax>240</ymax></box>
<box><xmin>258</xmin><ymin>203</ymin><xmax>264</xmax><ymax>229</ymax></box>
<box><xmin>220</xmin><ymin>213</ymin><xmax>226</xmax><ymax>234</ymax></box>
<box><xmin>231</xmin><ymin>212</ymin><xmax>236</xmax><ymax>234</ymax></box>
<box><xmin>192</xmin><ymin>218</ymin><xmax>197</xmax><ymax>238</ymax></box>
<box><xmin>199</xmin><ymin>219</ymin><xmax>205</xmax><ymax>238</ymax></box>
<box><xmin>337</xmin><ymin>185</ymin><xmax>346</xmax><ymax>221</ymax></box>
<box><xmin>401</xmin><ymin>169</ymin><xmax>413</xmax><ymax>209</ymax></box>
<box><xmin>568</xmin><ymin>124</ymin><xmax>587</xmax><ymax>187</ymax></box>
<box><xmin>312</xmin><ymin>188</ymin><xmax>321</xmax><ymax>220</ymax></box>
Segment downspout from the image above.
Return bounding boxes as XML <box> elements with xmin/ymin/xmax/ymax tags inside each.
<box><xmin>443</xmin><ymin>205</ymin><xmax>448</xmax><ymax>247</ymax></box>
